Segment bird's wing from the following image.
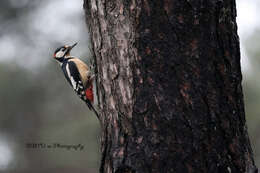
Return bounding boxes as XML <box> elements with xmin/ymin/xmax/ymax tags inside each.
<box><xmin>69</xmin><ymin>58</ymin><xmax>91</xmax><ymax>88</ymax></box>
<box><xmin>62</xmin><ymin>59</ymin><xmax>94</xmax><ymax>110</ymax></box>
<box><xmin>63</xmin><ymin>60</ymin><xmax>87</xmax><ymax>101</ymax></box>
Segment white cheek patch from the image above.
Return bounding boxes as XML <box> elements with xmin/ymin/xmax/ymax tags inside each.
<box><xmin>56</xmin><ymin>50</ymin><xmax>65</xmax><ymax>58</ymax></box>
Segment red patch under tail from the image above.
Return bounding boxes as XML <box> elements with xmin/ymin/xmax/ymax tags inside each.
<box><xmin>85</xmin><ymin>84</ymin><xmax>94</xmax><ymax>103</ymax></box>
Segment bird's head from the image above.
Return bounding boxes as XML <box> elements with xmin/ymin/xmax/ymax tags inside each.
<box><xmin>53</xmin><ymin>43</ymin><xmax>77</xmax><ymax>61</ymax></box>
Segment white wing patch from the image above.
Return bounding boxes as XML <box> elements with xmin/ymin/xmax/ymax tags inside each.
<box><xmin>66</xmin><ymin>63</ymin><xmax>77</xmax><ymax>90</ymax></box>
<box><xmin>65</xmin><ymin>63</ymin><xmax>86</xmax><ymax>101</ymax></box>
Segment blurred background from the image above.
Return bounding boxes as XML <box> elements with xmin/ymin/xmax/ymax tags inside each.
<box><xmin>0</xmin><ymin>0</ymin><xmax>100</xmax><ymax>173</ymax></box>
<box><xmin>0</xmin><ymin>0</ymin><xmax>259</xmax><ymax>172</ymax></box>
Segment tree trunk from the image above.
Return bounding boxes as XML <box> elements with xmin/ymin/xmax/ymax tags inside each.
<box><xmin>83</xmin><ymin>0</ymin><xmax>257</xmax><ymax>173</ymax></box>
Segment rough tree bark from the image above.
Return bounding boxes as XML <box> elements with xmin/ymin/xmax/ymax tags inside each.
<box><xmin>83</xmin><ymin>0</ymin><xmax>257</xmax><ymax>173</ymax></box>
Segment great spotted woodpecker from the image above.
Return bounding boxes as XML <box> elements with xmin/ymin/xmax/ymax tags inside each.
<box><xmin>53</xmin><ymin>43</ymin><xmax>98</xmax><ymax>117</ymax></box>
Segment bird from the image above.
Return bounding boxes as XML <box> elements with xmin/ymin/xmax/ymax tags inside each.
<box><xmin>53</xmin><ymin>43</ymin><xmax>98</xmax><ymax>117</ymax></box>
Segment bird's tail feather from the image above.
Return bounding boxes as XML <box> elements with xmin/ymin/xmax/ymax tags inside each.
<box><xmin>86</xmin><ymin>102</ymin><xmax>99</xmax><ymax>118</ymax></box>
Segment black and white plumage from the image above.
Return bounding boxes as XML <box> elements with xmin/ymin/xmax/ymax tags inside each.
<box><xmin>53</xmin><ymin>43</ymin><xmax>98</xmax><ymax>117</ymax></box>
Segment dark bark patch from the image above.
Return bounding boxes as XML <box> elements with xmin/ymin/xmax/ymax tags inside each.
<box><xmin>143</xmin><ymin>116</ymin><xmax>149</xmax><ymax>127</ymax></box>
<box><xmin>147</xmin><ymin>76</ymin><xmax>154</xmax><ymax>85</ymax></box>
<box><xmin>152</xmin><ymin>121</ymin><xmax>158</xmax><ymax>130</ymax></box>
<box><xmin>191</xmin><ymin>39</ymin><xmax>198</xmax><ymax>53</ymax></box>
<box><xmin>158</xmin><ymin>33</ymin><xmax>164</xmax><ymax>39</ymax></box>
<box><xmin>143</xmin><ymin>0</ymin><xmax>151</xmax><ymax>16</ymax></box>
<box><xmin>118</xmin><ymin>147</ymin><xmax>125</xmax><ymax>157</ymax></box>
<box><xmin>145</xmin><ymin>47</ymin><xmax>151</xmax><ymax>55</ymax></box>
<box><xmin>180</xmin><ymin>82</ymin><xmax>192</xmax><ymax>105</ymax></box>
<box><xmin>218</xmin><ymin>63</ymin><xmax>226</xmax><ymax>75</ymax></box>
<box><xmin>194</xmin><ymin>19</ymin><xmax>199</xmax><ymax>25</ymax></box>
<box><xmin>137</xmin><ymin>136</ymin><xmax>143</xmax><ymax>144</ymax></box>
<box><xmin>115</xmin><ymin>165</ymin><xmax>136</xmax><ymax>173</ymax></box>
<box><xmin>120</xmin><ymin>136</ymin><xmax>125</xmax><ymax>144</ymax></box>
<box><xmin>229</xmin><ymin>138</ymin><xmax>240</xmax><ymax>154</ymax></box>
<box><xmin>185</xmin><ymin>163</ymin><xmax>193</xmax><ymax>173</ymax></box>
<box><xmin>178</xmin><ymin>15</ymin><xmax>184</xmax><ymax>23</ymax></box>
<box><xmin>164</xmin><ymin>0</ymin><xmax>173</xmax><ymax>15</ymax></box>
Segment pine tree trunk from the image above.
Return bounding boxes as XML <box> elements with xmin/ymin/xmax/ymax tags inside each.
<box><xmin>83</xmin><ymin>0</ymin><xmax>257</xmax><ymax>173</ymax></box>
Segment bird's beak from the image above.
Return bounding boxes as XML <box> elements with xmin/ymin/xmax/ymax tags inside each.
<box><xmin>69</xmin><ymin>42</ymin><xmax>78</xmax><ymax>50</ymax></box>
<box><xmin>65</xmin><ymin>42</ymin><xmax>77</xmax><ymax>55</ymax></box>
